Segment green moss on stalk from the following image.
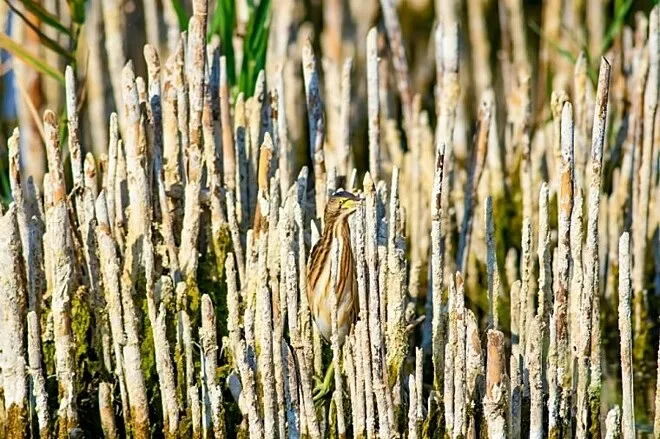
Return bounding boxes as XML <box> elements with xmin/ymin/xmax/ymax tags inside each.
<box><xmin>71</xmin><ymin>286</ymin><xmax>104</xmax><ymax>437</ymax></box>
<box><xmin>421</xmin><ymin>397</ymin><xmax>445</xmax><ymax>439</ymax></box>
<box><xmin>547</xmin><ymin>426</ymin><xmax>560</xmax><ymax>439</ymax></box>
<box><xmin>393</xmin><ymin>402</ymin><xmax>407</xmax><ymax>436</ymax></box>
<box><xmin>589</xmin><ymin>387</ymin><xmax>601</xmax><ymax>438</ymax></box>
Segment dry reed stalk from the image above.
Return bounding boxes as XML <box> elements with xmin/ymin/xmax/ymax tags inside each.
<box><xmin>656</xmin><ymin>336</ymin><xmax>660</xmax><ymax>437</ymax></box>
<box><xmin>98</xmin><ymin>382</ymin><xmax>118</xmax><ymax>439</ymax></box>
<box><xmin>618</xmin><ymin>232</ymin><xmax>635</xmax><ymax>439</ymax></box>
<box><xmin>101</xmin><ymin>0</ymin><xmax>126</xmax><ymax>126</ymax></box>
<box><xmin>466</xmin><ymin>0</ymin><xmax>492</xmax><ymax>95</ymax></box>
<box><xmin>453</xmin><ymin>273</ymin><xmax>467</xmax><ymax>438</ymax></box>
<box><xmin>465</xmin><ymin>310</ymin><xmax>483</xmax><ymax>438</ymax></box>
<box><xmin>633</xmin><ymin>6</ymin><xmax>658</xmax><ymax>298</ymax></box>
<box><xmin>119</xmin><ymin>64</ymin><xmax>152</xmax><ymax>438</ymax></box>
<box><xmin>386</xmin><ymin>167</ymin><xmax>408</xmax><ymax>415</ymax></box>
<box><xmin>364</xmin><ymin>173</ymin><xmax>392</xmax><ymax>435</ymax></box>
<box><xmin>578</xmin><ymin>59</ymin><xmax>610</xmax><ymax>438</ymax></box>
<box><xmin>437</xmin><ymin>22</ymin><xmax>460</xmax><ymax>291</ymax></box>
<box><xmin>143</xmin><ymin>0</ymin><xmax>159</xmax><ymax>48</ymax></box>
<box><xmin>302</xmin><ymin>39</ymin><xmax>326</xmax><ymax>210</ymax></box>
<box><xmin>0</xmin><ymin>206</ymin><xmax>29</xmax><ymax>439</ymax></box>
<box><xmin>163</xmin><ymin>52</ymin><xmax>182</xmax><ymax>195</ymax></box>
<box><xmin>605</xmin><ymin>406</ymin><xmax>622</xmax><ymax>439</ymax></box>
<box><xmin>551</xmin><ymin>99</ymin><xmax>574</xmax><ymax>438</ymax></box>
<box><xmin>574</xmin><ymin>53</ymin><xmax>589</xmax><ymax>188</ymax></box>
<box><xmin>456</xmin><ymin>94</ymin><xmax>491</xmax><ymax>274</ymax></box>
<box><xmin>379</xmin><ymin>0</ymin><xmax>412</xmax><ymax>131</ymax></box>
<box><xmin>8</xmin><ymin>130</ymin><xmax>50</xmax><ymax>437</ymax></box>
<box><xmin>94</xmin><ymin>192</ymin><xmax>131</xmax><ymax>432</ymax></box>
<box><xmin>484</xmin><ymin>196</ymin><xmax>501</xmax><ymax>329</ymax></box>
<box><xmin>235</xmin><ymin>95</ymin><xmax>250</xmax><ymax>234</ymax></box>
<box><xmin>444</xmin><ymin>277</ymin><xmax>456</xmax><ymax>434</ymax></box>
<box><xmin>431</xmin><ymin>141</ymin><xmax>446</xmax><ymax>391</ymax></box>
<box><xmin>367</xmin><ymin>28</ymin><xmax>381</xmax><ymax>182</ymax></box>
<box><xmin>67</xmin><ymin>68</ymin><xmax>112</xmax><ymax>377</ymax></box>
<box><xmin>85</xmin><ymin>0</ymin><xmax>108</xmax><ymax>156</ymax></box>
<box><xmin>519</xmin><ymin>215</ymin><xmax>532</xmax><ymax>388</ymax></box>
<box><xmin>509</xmin><ymin>278</ymin><xmax>522</xmax><ymax>439</ymax></box>
<box><xmin>137</xmin><ymin>80</ymin><xmax>181</xmax><ymax>435</ymax></box>
<box><xmin>570</xmin><ymin>186</ymin><xmax>585</xmax><ymax>363</ymax></box>
<box><xmin>256</xmin><ymin>231</ymin><xmax>278</xmax><ymax>438</ymax></box>
<box><xmin>528</xmin><ymin>316</ymin><xmax>543</xmax><ymax>439</ymax></box>
<box><xmin>179</xmin><ymin>15</ymin><xmax>206</xmax><ymax>280</ymax></box>
<box><xmin>350</xmin><ymin>204</ymin><xmax>376</xmax><ymax>438</ymax></box>
<box><xmin>43</xmin><ymin>110</ymin><xmax>79</xmax><ymax>435</ymax></box>
<box><xmin>145</xmin><ymin>45</ymin><xmax>183</xmax><ymax>284</ymax></box>
<box><xmin>105</xmin><ymin>113</ymin><xmax>119</xmax><ymax>235</ymax></box>
<box><xmin>226</xmin><ymin>254</ymin><xmax>264</xmax><ymax>438</ymax></box>
<box><xmin>200</xmin><ymin>294</ymin><xmax>225</xmax><ymax>438</ymax></box>
<box><xmin>484</xmin><ymin>329</ymin><xmax>507</xmax><ymax>438</ymax></box>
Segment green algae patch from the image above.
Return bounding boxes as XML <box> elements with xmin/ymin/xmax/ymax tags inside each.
<box><xmin>589</xmin><ymin>386</ymin><xmax>601</xmax><ymax>438</ymax></box>
<box><xmin>71</xmin><ymin>285</ymin><xmax>105</xmax><ymax>437</ymax></box>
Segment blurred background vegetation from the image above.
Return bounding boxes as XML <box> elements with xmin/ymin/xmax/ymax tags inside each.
<box><xmin>1</xmin><ymin>0</ymin><xmax>658</xmax><ymax>208</ymax></box>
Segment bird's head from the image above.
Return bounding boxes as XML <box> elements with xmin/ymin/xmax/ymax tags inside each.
<box><xmin>324</xmin><ymin>190</ymin><xmax>362</xmax><ymax>223</ymax></box>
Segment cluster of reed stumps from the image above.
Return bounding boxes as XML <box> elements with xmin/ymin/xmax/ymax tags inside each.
<box><xmin>1</xmin><ymin>0</ymin><xmax>660</xmax><ymax>437</ymax></box>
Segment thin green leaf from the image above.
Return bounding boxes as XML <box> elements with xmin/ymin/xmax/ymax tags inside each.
<box><xmin>65</xmin><ymin>0</ymin><xmax>86</xmax><ymax>24</ymax></box>
<box><xmin>209</xmin><ymin>0</ymin><xmax>236</xmax><ymax>86</ymax></box>
<box><xmin>5</xmin><ymin>1</ymin><xmax>75</xmax><ymax>63</ymax></box>
<box><xmin>0</xmin><ymin>33</ymin><xmax>64</xmax><ymax>83</ymax></box>
<box><xmin>528</xmin><ymin>20</ymin><xmax>577</xmax><ymax>64</ymax></box>
<box><xmin>598</xmin><ymin>0</ymin><xmax>634</xmax><ymax>56</ymax></box>
<box><xmin>14</xmin><ymin>0</ymin><xmax>72</xmax><ymax>36</ymax></box>
<box><xmin>249</xmin><ymin>0</ymin><xmax>270</xmax><ymax>53</ymax></box>
<box><xmin>171</xmin><ymin>0</ymin><xmax>189</xmax><ymax>31</ymax></box>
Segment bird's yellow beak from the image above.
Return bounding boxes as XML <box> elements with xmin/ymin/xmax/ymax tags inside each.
<box><xmin>341</xmin><ymin>197</ymin><xmax>361</xmax><ymax>212</ymax></box>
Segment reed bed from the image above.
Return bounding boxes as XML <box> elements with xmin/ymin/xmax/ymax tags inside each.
<box><xmin>0</xmin><ymin>0</ymin><xmax>659</xmax><ymax>438</ymax></box>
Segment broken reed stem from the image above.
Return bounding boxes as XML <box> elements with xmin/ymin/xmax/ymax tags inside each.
<box><xmin>528</xmin><ymin>316</ymin><xmax>543</xmax><ymax>439</ymax></box>
<box><xmin>457</xmin><ymin>94</ymin><xmax>491</xmax><ymax>274</ymax></box>
<box><xmin>431</xmin><ymin>142</ymin><xmax>446</xmax><ymax>391</ymax></box>
<box><xmin>379</xmin><ymin>0</ymin><xmax>413</xmax><ymax>131</ymax></box>
<box><xmin>44</xmin><ymin>110</ymin><xmax>79</xmax><ymax>435</ymax></box>
<box><xmin>179</xmin><ymin>15</ymin><xmax>206</xmax><ymax>279</ymax></box>
<box><xmin>8</xmin><ymin>129</ymin><xmax>50</xmax><ymax>437</ymax></box>
<box><xmin>367</xmin><ymin>28</ymin><xmax>381</xmax><ymax>181</ymax></box>
<box><xmin>552</xmin><ymin>99</ymin><xmax>574</xmax><ymax>438</ymax></box>
<box><xmin>137</xmin><ymin>55</ymin><xmax>182</xmax><ymax>432</ymax></box>
<box><xmin>618</xmin><ymin>232</ymin><xmax>635</xmax><ymax>439</ymax></box>
<box><xmin>633</xmin><ymin>6</ymin><xmax>658</xmax><ymax>296</ymax></box>
<box><xmin>0</xmin><ymin>206</ymin><xmax>29</xmax><ymax>438</ymax></box>
<box><xmin>226</xmin><ymin>254</ymin><xmax>264</xmax><ymax>438</ymax></box>
<box><xmin>484</xmin><ymin>329</ymin><xmax>508</xmax><ymax>438</ymax></box>
<box><xmin>364</xmin><ymin>173</ymin><xmax>391</xmax><ymax>435</ymax></box>
<box><xmin>485</xmin><ymin>196</ymin><xmax>501</xmax><ymax>329</ymax></box>
<box><xmin>605</xmin><ymin>406</ymin><xmax>622</xmax><ymax>439</ymax></box>
<box><xmin>579</xmin><ymin>58</ymin><xmax>610</xmax><ymax>438</ymax></box>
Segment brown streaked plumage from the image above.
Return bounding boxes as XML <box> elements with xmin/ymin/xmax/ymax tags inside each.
<box><xmin>306</xmin><ymin>190</ymin><xmax>361</xmax><ymax>346</ymax></box>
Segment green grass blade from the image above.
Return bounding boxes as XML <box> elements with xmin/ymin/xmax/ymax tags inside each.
<box><xmin>0</xmin><ymin>33</ymin><xmax>65</xmax><ymax>83</ymax></box>
<box><xmin>6</xmin><ymin>2</ymin><xmax>75</xmax><ymax>63</ymax></box>
<box><xmin>598</xmin><ymin>0</ymin><xmax>634</xmax><ymax>56</ymax></box>
<box><xmin>209</xmin><ymin>0</ymin><xmax>236</xmax><ymax>87</ymax></box>
<box><xmin>171</xmin><ymin>0</ymin><xmax>189</xmax><ymax>31</ymax></box>
<box><xmin>528</xmin><ymin>20</ymin><xmax>578</xmax><ymax>64</ymax></box>
<box><xmin>65</xmin><ymin>0</ymin><xmax>86</xmax><ymax>24</ymax></box>
<box><xmin>16</xmin><ymin>0</ymin><xmax>72</xmax><ymax>36</ymax></box>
